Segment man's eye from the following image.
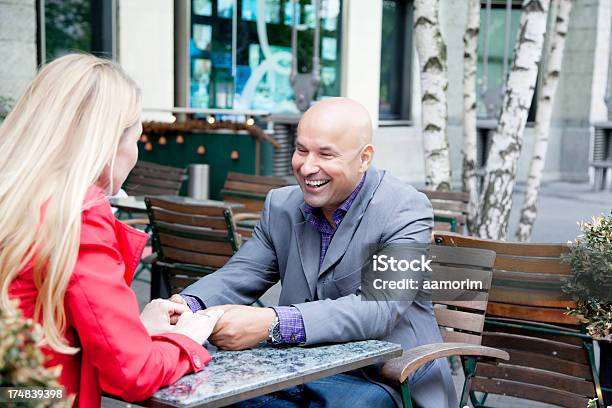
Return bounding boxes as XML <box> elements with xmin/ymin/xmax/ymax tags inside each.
<box><xmin>320</xmin><ymin>152</ymin><xmax>333</xmax><ymax>158</ymax></box>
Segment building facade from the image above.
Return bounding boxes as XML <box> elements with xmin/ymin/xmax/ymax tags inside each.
<box><xmin>1</xmin><ymin>0</ymin><xmax>610</xmax><ymax>185</ymax></box>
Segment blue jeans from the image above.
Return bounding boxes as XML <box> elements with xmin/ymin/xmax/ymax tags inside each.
<box><xmin>229</xmin><ymin>373</ymin><xmax>396</xmax><ymax>408</ymax></box>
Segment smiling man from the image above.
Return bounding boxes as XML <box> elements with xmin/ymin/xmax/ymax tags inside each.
<box><xmin>175</xmin><ymin>98</ymin><xmax>457</xmax><ymax>408</ymax></box>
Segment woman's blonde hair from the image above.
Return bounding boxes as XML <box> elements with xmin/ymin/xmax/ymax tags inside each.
<box><xmin>0</xmin><ymin>53</ymin><xmax>141</xmax><ymax>354</ymax></box>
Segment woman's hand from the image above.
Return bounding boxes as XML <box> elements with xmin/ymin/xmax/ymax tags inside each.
<box><xmin>140</xmin><ymin>298</ymin><xmax>191</xmax><ymax>336</ymax></box>
<box><xmin>174</xmin><ymin>309</ymin><xmax>225</xmax><ymax>344</ymax></box>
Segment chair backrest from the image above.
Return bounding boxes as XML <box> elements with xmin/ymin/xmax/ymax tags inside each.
<box><xmin>124</xmin><ymin>161</ymin><xmax>186</xmax><ymax>196</ymax></box>
<box><xmin>420</xmin><ymin>190</ymin><xmax>469</xmax><ymax>233</ymax></box>
<box><xmin>434</xmin><ymin>232</ymin><xmax>598</xmax><ymax>408</ymax></box>
<box><xmin>434</xmin><ymin>232</ymin><xmax>577</xmax><ymax>326</ymax></box>
<box><xmin>429</xmin><ymin>245</ymin><xmax>496</xmax><ymax>345</ymax></box>
<box><xmin>221</xmin><ymin>172</ymin><xmax>289</xmax><ymax>213</ymax></box>
<box><xmin>145</xmin><ymin>197</ymin><xmax>240</xmax><ymax>294</ymax></box>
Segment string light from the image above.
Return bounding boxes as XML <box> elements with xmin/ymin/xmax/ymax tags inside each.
<box><xmin>159</xmin><ymin>135</ymin><xmax>167</xmax><ymax>145</ymax></box>
<box><xmin>140</xmin><ymin>134</ymin><xmax>149</xmax><ymax>143</ymax></box>
<box><xmin>145</xmin><ymin>142</ymin><xmax>153</xmax><ymax>151</ymax></box>
<box><xmin>197</xmin><ymin>145</ymin><xmax>206</xmax><ymax>155</ymax></box>
<box><xmin>207</xmin><ymin>116</ymin><xmax>215</xmax><ymax>124</ymax></box>
<box><xmin>170</xmin><ymin>115</ymin><xmax>177</xmax><ymax>123</ymax></box>
<box><xmin>230</xmin><ymin>150</ymin><xmax>239</xmax><ymax>160</ymax></box>
<box><xmin>176</xmin><ymin>134</ymin><xmax>184</xmax><ymax>144</ymax></box>
<box><xmin>246</xmin><ymin>117</ymin><xmax>255</xmax><ymax>126</ymax></box>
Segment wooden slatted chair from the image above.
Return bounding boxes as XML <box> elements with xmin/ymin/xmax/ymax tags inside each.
<box><xmin>221</xmin><ymin>172</ymin><xmax>289</xmax><ymax>212</ymax></box>
<box><xmin>145</xmin><ymin>197</ymin><xmax>241</xmax><ymax>295</ymax></box>
<box><xmin>221</xmin><ymin>172</ymin><xmax>291</xmax><ymax>238</ymax></box>
<box><xmin>124</xmin><ymin>161</ymin><xmax>187</xmax><ymax>197</ymax></box>
<box><xmin>433</xmin><ymin>232</ymin><xmax>604</xmax><ymax>408</ymax></box>
<box><xmin>419</xmin><ymin>190</ymin><xmax>469</xmax><ymax>233</ymax></box>
<box><xmin>381</xmin><ymin>245</ymin><xmax>509</xmax><ymax>407</ymax></box>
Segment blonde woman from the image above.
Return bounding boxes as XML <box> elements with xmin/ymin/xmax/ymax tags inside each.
<box><xmin>0</xmin><ymin>54</ymin><xmax>222</xmax><ymax>406</ymax></box>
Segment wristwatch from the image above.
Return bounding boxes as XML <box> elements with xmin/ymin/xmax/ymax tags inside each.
<box><xmin>267</xmin><ymin>316</ymin><xmax>282</xmax><ymax>345</ymax></box>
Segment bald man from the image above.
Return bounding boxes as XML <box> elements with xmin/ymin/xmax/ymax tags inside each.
<box><xmin>176</xmin><ymin>98</ymin><xmax>457</xmax><ymax>408</ymax></box>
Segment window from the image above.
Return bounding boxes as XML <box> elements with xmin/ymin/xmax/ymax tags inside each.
<box><xmin>477</xmin><ymin>0</ymin><xmax>537</xmax><ymax>121</ymax></box>
<box><xmin>378</xmin><ymin>0</ymin><xmax>412</xmax><ymax>123</ymax></box>
<box><xmin>38</xmin><ymin>0</ymin><xmax>116</xmax><ymax>63</ymax></box>
<box><xmin>189</xmin><ymin>0</ymin><xmax>343</xmax><ymax>113</ymax></box>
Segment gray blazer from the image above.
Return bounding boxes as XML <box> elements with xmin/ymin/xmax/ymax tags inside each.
<box><xmin>183</xmin><ymin>166</ymin><xmax>456</xmax><ymax>407</ymax></box>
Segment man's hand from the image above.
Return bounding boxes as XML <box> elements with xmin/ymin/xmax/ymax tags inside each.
<box><xmin>207</xmin><ymin>305</ymin><xmax>277</xmax><ymax>350</ymax></box>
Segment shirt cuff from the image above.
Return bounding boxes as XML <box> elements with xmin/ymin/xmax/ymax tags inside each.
<box><xmin>271</xmin><ymin>306</ymin><xmax>307</xmax><ymax>345</ymax></box>
<box><xmin>181</xmin><ymin>295</ymin><xmax>204</xmax><ymax>312</ymax></box>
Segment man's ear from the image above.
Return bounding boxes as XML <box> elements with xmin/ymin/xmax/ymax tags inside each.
<box><xmin>359</xmin><ymin>144</ymin><xmax>375</xmax><ymax>172</ymax></box>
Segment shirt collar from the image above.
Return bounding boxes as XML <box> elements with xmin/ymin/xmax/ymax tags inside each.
<box><xmin>304</xmin><ymin>173</ymin><xmax>366</xmax><ymax>225</ymax></box>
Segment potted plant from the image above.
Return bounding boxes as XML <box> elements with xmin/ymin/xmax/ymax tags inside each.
<box><xmin>0</xmin><ymin>300</ymin><xmax>70</xmax><ymax>406</ymax></box>
<box><xmin>563</xmin><ymin>213</ymin><xmax>612</xmax><ymax>406</ymax></box>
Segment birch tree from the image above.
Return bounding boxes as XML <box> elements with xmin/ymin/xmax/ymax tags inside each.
<box><xmin>462</xmin><ymin>0</ymin><xmax>481</xmax><ymax>234</ymax></box>
<box><xmin>414</xmin><ymin>0</ymin><xmax>452</xmax><ymax>191</ymax></box>
<box><xmin>476</xmin><ymin>0</ymin><xmax>551</xmax><ymax>240</ymax></box>
<box><xmin>515</xmin><ymin>0</ymin><xmax>572</xmax><ymax>242</ymax></box>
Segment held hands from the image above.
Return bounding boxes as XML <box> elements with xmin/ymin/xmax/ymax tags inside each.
<box><xmin>206</xmin><ymin>305</ymin><xmax>276</xmax><ymax>351</ymax></box>
<box><xmin>139</xmin><ymin>298</ymin><xmax>224</xmax><ymax>344</ymax></box>
<box><xmin>174</xmin><ymin>309</ymin><xmax>225</xmax><ymax>344</ymax></box>
<box><xmin>140</xmin><ymin>298</ymin><xmax>191</xmax><ymax>336</ymax></box>
<box><xmin>168</xmin><ymin>295</ymin><xmax>277</xmax><ymax>350</ymax></box>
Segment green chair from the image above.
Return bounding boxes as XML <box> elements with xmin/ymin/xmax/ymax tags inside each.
<box><xmin>434</xmin><ymin>232</ymin><xmax>606</xmax><ymax>408</ymax></box>
<box><xmin>145</xmin><ymin>197</ymin><xmax>241</xmax><ymax>295</ymax></box>
<box><xmin>381</xmin><ymin>245</ymin><xmax>509</xmax><ymax>407</ymax></box>
<box><xmin>419</xmin><ymin>190</ymin><xmax>469</xmax><ymax>233</ymax></box>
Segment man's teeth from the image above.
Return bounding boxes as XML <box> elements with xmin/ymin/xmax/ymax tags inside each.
<box><xmin>305</xmin><ymin>179</ymin><xmax>330</xmax><ymax>187</ymax></box>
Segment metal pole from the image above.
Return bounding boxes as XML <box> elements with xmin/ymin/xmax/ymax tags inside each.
<box><xmin>36</xmin><ymin>0</ymin><xmax>46</xmax><ymax>64</ymax></box>
<box><xmin>290</xmin><ymin>0</ymin><xmax>298</xmax><ymax>84</ymax></box>
<box><xmin>312</xmin><ymin>0</ymin><xmax>321</xmax><ymax>87</ymax></box>
<box><xmin>174</xmin><ymin>0</ymin><xmax>191</xmax><ymax>121</ymax></box>
<box><xmin>606</xmin><ymin>23</ymin><xmax>612</xmax><ymax>119</ymax></box>
<box><xmin>232</xmin><ymin>0</ymin><xmax>237</xmax><ymax>79</ymax></box>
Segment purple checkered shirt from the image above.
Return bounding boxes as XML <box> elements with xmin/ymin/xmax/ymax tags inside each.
<box><xmin>182</xmin><ymin>175</ymin><xmax>366</xmax><ymax>345</ymax></box>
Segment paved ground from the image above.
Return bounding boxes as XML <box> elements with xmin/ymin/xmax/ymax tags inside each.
<box><xmin>128</xmin><ymin>181</ymin><xmax>611</xmax><ymax>407</ymax></box>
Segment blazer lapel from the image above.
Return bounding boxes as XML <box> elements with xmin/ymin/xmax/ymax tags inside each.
<box><xmin>319</xmin><ymin>167</ymin><xmax>384</xmax><ymax>276</ymax></box>
<box><xmin>294</xmin><ymin>217</ymin><xmax>321</xmax><ymax>298</ymax></box>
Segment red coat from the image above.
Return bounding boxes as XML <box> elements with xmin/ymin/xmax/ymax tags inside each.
<box><xmin>9</xmin><ymin>186</ymin><xmax>211</xmax><ymax>406</ymax></box>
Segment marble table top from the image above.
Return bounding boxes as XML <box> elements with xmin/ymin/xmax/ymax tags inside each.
<box><xmin>145</xmin><ymin>340</ymin><xmax>402</xmax><ymax>408</ymax></box>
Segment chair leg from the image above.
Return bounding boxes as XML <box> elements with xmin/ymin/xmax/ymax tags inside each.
<box><xmin>400</xmin><ymin>382</ymin><xmax>414</xmax><ymax>408</ymax></box>
<box><xmin>585</xmin><ymin>341</ymin><xmax>605</xmax><ymax>408</ymax></box>
<box><xmin>460</xmin><ymin>357</ymin><xmax>477</xmax><ymax>407</ymax></box>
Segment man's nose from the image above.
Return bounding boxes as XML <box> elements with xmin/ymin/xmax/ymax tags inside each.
<box><xmin>300</xmin><ymin>153</ymin><xmax>320</xmax><ymax>175</ymax></box>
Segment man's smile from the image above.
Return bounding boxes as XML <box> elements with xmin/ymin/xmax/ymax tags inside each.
<box><xmin>304</xmin><ymin>178</ymin><xmax>331</xmax><ymax>190</ymax></box>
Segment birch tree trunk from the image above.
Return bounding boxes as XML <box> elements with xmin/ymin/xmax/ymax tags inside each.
<box><xmin>476</xmin><ymin>0</ymin><xmax>551</xmax><ymax>240</ymax></box>
<box><xmin>515</xmin><ymin>0</ymin><xmax>572</xmax><ymax>242</ymax></box>
<box><xmin>414</xmin><ymin>0</ymin><xmax>452</xmax><ymax>191</ymax></box>
<box><xmin>462</xmin><ymin>0</ymin><xmax>481</xmax><ymax>234</ymax></box>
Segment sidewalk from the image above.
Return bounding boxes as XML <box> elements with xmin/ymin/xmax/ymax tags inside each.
<box><xmin>507</xmin><ymin>181</ymin><xmax>612</xmax><ymax>243</ymax></box>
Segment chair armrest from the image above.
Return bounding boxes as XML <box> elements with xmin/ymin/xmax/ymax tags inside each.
<box><xmin>381</xmin><ymin>342</ymin><xmax>509</xmax><ymax>384</ymax></box>
<box><xmin>121</xmin><ymin>218</ymin><xmax>150</xmax><ymax>226</ymax></box>
<box><xmin>233</xmin><ymin>212</ymin><xmax>261</xmax><ymax>222</ymax></box>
